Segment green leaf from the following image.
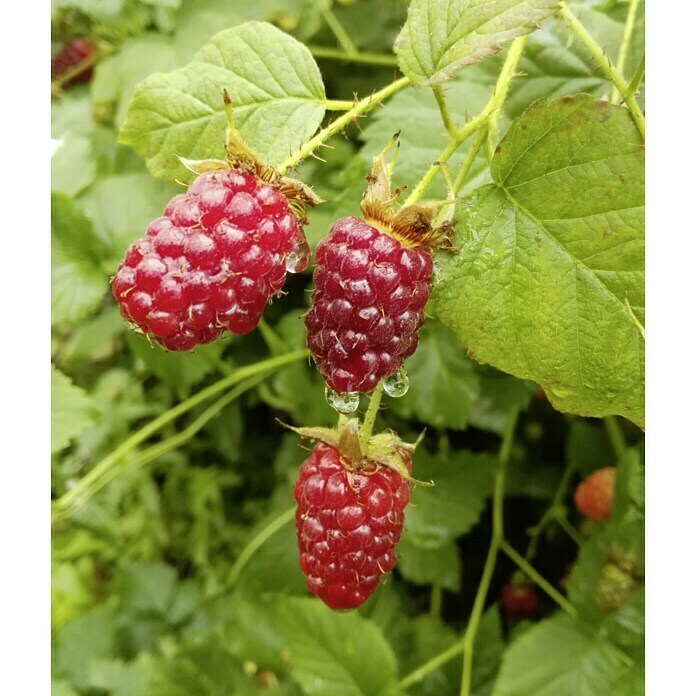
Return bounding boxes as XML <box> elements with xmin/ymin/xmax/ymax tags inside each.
<box><xmin>235</xmin><ymin>520</ymin><xmax>308</xmax><ymax>598</ymax></box>
<box><xmin>568</xmin><ymin>518</ymin><xmax>644</xmax><ymax>658</ymax></box>
<box><xmin>612</xmin><ymin>449</ymin><xmax>644</xmax><ymax>523</ymax></box>
<box><xmin>278</xmin><ymin>597</ymin><xmax>399</xmax><ymax>696</ymax></box>
<box><xmin>492</xmin><ymin>614</ymin><xmax>630</xmax><ymax>696</ymax></box>
<box><xmin>174</xmin><ymin>0</ymin><xmax>326</xmax><ymax>58</ymax></box>
<box><xmin>467</xmin><ymin>367</ymin><xmax>535</xmax><ymax>436</ymax></box>
<box><xmin>394</xmin><ymin>0</ymin><xmax>559</xmax><ymax>85</ymax></box>
<box><xmin>91</xmin><ymin>35</ymin><xmax>179</xmax><ymax>127</ymax></box>
<box><xmin>566</xmin><ymin>420</ymin><xmax>613</xmax><ymax>477</ymax></box>
<box><xmin>120</xmin><ymin>22</ymin><xmax>326</xmax><ymax>183</ymax></box>
<box><xmin>407</xmin><ymin>449</ymin><xmax>495</xmax><ymax>545</ymax></box>
<box><xmin>361</xmin><ymin>65</ymin><xmax>496</xmax><ymax>199</ymax></box>
<box><xmin>141</xmin><ymin>635</ymin><xmax>251</xmax><ymax>696</ymax></box>
<box><xmin>51</xmin><ymin>365</ymin><xmax>97</xmax><ymax>453</ymax></box>
<box><xmin>52</xmin><ymin>134</ymin><xmax>96</xmax><ymax>196</ymax></box>
<box><xmin>434</xmin><ymin>95</ymin><xmax>644</xmax><ymax>426</ymax></box>
<box><xmin>501</xmin><ymin>24</ymin><xmax>607</xmax><ymax>117</ymax></box>
<box><xmin>54</xmin><ymin>607</ymin><xmax>117</xmax><ymax>689</ymax></box>
<box><xmin>126</xmin><ymin>333</ymin><xmax>226</xmax><ymax>397</ymax></box>
<box><xmin>52</xmin><ymin>194</ymin><xmax>108</xmax><ymax>326</ymax></box>
<box><xmin>398</xmin><ymin>535</ymin><xmax>461</xmax><ymax>591</ymax></box>
<box><xmin>81</xmin><ymin>172</ymin><xmax>179</xmax><ymax>258</ymax></box>
<box><xmin>88</xmin><ymin>659</ymin><xmax>144</xmax><ymax>696</ymax></box>
<box><xmin>390</xmin><ymin>321</ymin><xmax>480</xmax><ymax>430</ymax></box>
<box><xmin>118</xmin><ymin>562</ymin><xmax>178</xmax><ymax>616</ymax></box>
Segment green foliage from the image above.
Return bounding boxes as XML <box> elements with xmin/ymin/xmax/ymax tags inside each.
<box><xmin>278</xmin><ymin>597</ymin><xmax>400</xmax><ymax>695</ymax></box>
<box><xmin>434</xmin><ymin>95</ymin><xmax>644</xmax><ymax>426</ymax></box>
<box><xmin>52</xmin><ymin>365</ymin><xmax>97</xmax><ymax>453</ymax></box>
<box><xmin>395</xmin><ymin>0</ymin><xmax>560</xmax><ymax>85</ymax></box>
<box><xmin>52</xmin><ymin>194</ymin><xmax>109</xmax><ymax>326</ymax></box>
<box><xmin>120</xmin><ymin>22</ymin><xmax>327</xmax><ymax>182</ymax></box>
<box><xmin>52</xmin><ymin>1</ymin><xmax>645</xmax><ymax>695</ymax></box>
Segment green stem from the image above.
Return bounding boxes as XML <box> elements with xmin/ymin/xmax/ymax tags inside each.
<box><xmin>319</xmin><ymin>3</ymin><xmax>358</xmax><ymax>55</ymax></box>
<box><xmin>432</xmin><ymin>85</ymin><xmax>458</xmax><ymax>138</ymax></box>
<box><xmin>227</xmin><ymin>507</ymin><xmax>296</xmax><ymax>588</ymax></box>
<box><xmin>485</xmin><ymin>35</ymin><xmax>526</xmax><ymax>156</ymax></box>
<box><xmin>403</xmin><ymin>36</ymin><xmax>526</xmax><ymax>206</ymax></box>
<box><xmin>278</xmin><ymin>76</ymin><xmax>411</xmax><ymax>175</ymax></box>
<box><xmin>325</xmin><ymin>99</ymin><xmax>356</xmax><ymax>111</ymax></box>
<box><xmin>604</xmin><ymin>415</ymin><xmax>627</xmax><ymax>460</ymax></box>
<box><xmin>610</xmin><ymin>0</ymin><xmax>641</xmax><ymax>105</ymax></box>
<box><xmin>459</xmin><ymin>408</ymin><xmax>519</xmax><ymax>696</ymax></box>
<box><xmin>53</xmin><ymin>350</ymin><xmax>308</xmax><ymax>519</ymax></box>
<box><xmin>627</xmin><ymin>51</ymin><xmax>645</xmax><ymax>95</ymax></box>
<box><xmin>501</xmin><ymin>540</ymin><xmax>577</xmax><ymax>616</ymax></box>
<box><xmin>309</xmin><ymin>46</ymin><xmax>398</xmax><ymax>67</ymax></box>
<box><xmin>555</xmin><ymin>512</ymin><xmax>584</xmax><ymax>546</ymax></box>
<box><xmin>452</xmin><ymin>127</ymin><xmax>488</xmax><ymax>194</ymax></box>
<box><xmin>430</xmin><ymin>585</ymin><xmax>443</xmax><ymax>617</ymax></box>
<box><xmin>69</xmin><ymin>377</ymin><xmax>263</xmax><ymax>514</ymax></box>
<box><xmin>525</xmin><ymin>458</ymin><xmax>575</xmax><ymax>560</ymax></box>
<box><xmin>359</xmin><ymin>381</ymin><xmax>384</xmax><ymax>451</ymax></box>
<box><xmin>257</xmin><ymin>317</ymin><xmax>287</xmax><ymax>356</ymax></box>
<box><xmin>399</xmin><ymin>638</ymin><xmax>465</xmax><ymax>689</ymax></box>
<box><xmin>559</xmin><ymin>3</ymin><xmax>645</xmax><ymax>139</ymax></box>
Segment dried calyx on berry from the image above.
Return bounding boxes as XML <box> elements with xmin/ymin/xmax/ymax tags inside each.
<box><xmin>305</xmin><ymin>135</ymin><xmax>455</xmax><ymax>413</ymax></box>
<box><xmin>111</xmin><ymin>91</ymin><xmax>320</xmax><ymax>351</ymax></box>
<box><xmin>288</xmin><ymin>419</ymin><xmax>426</xmax><ymax>611</ymax></box>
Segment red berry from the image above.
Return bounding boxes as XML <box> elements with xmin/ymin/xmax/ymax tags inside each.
<box><xmin>305</xmin><ymin>216</ymin><xmax>432</xmax><ymax>394</ymax></box>
<box><xmin>111</xmin><ymin>169</ymin><xmax>308</xmax><ymax>350</ymax></box>
<box><xmin>501</xmin><ymin>581</ymin><xmax>538</xmax><ymax>620</ymax></box>
<box><xmin>51</xmin><ymin>39</ymin><xmax>95</xmax><ymax>86</ymax></box>
<box><xmin>294</xmin><ymin>441</ymin><xmax>411</xmax><ymax>610</ymax></box>
<box><xmin>574</xmin><ymin>467</ymin><xmax>615</xmax><ymax>521</ymax></box>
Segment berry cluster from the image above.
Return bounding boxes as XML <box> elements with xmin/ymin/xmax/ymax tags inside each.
<box><xmin>294</xmin><ymin>441</ymin><xmax>411</xmax><ymax>610</ymax></box>
<box><xmin>111</xmin><ymin>169</ymin><xmax>307</xmax><ymax>351</ymax></box>
<box><xmin>305</xmin><ymin>216</ymin><xmax>432</xmax><ymax>394</ymax></box>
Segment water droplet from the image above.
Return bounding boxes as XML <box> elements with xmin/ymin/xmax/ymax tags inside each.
<box><xmin>383</xmin><ymin>366</ymin><xmax>409</xmax><ymax>398</ymax></box>
<box><xmin>325</xmin><ymin>387</ymin><xmax>359</xmax><ymax>414</ymax></box>
<box><xmin>286</xmin><ymin>235</ymin><xmax>311</xmax><ymax>273</ymax></box>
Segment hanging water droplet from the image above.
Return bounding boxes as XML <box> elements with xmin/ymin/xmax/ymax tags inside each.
<box><xmin>285</xmin><ymin>235</ymin><xmax>311</xmax><ymax>273</ymax></box>
<box><xmin>383</xmin><ymin>366</ymin><xmax>409</xmax><ymax>398</ymax></box>
<box><xmin>325</xmin><ymin>387</ymin><xmax>359</xmax><ymax>414</ymax></box>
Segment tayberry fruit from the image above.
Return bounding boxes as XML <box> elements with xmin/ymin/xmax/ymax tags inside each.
<box><xmin>501</xmin><ymin>575</ymin><xmax>539</xmax><ymax>620</ymax></box>
<box><xmin>51</xmin><ymin>38</ymin><xmax>95</xmax><ymax>86</ymax></box>
<box><xmin>305</xmin><ymin>138</ymin><xmax>452</xmax><ymax>400</ymax></box>
<box><xmin>305</xmin><ymin>216</ymin><xmax>432</xmax><ymax>394</ymax></box>
<box><xmin>294</xmin><ymin>439</ymin><xmax>411</xmax><ymax>610</ymax></box>
<box><xmin>574</xmin><ymin>467</ymin><xmax>615</xmax><ymax>521</ymax></box>
<box><xmin>111</xmin><ymin>168</ymin><xmax>309</xmax><ymax>351</ymax></box>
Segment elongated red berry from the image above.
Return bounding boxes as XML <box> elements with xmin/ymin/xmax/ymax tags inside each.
<box><xmin>111</xmin><ymin>169</ymin><xmax>308</xmax><ymax>351</ymax></box>
<box><xmin>305</xmin><ymin>216</ymin><xmax>432</xmax><ymax>394</ymax></box>
<box><xmin>51</xmin><ymin>38</ymin><xmax>95</xmax><ymax>86</ymax></box>
<box><xmin>294</xmin><ymin>441</ymin><xmax>411</xmax><ymax>610</ymax></box>
<box><xmin>574</xmin><ymin>467</ymin><xmax>615</xmax><ymax>520</ymax></box>
<box><xmin>501</xmin><ymin>580</ymin><xmax>539</xmax><ymax>620</ymax></box>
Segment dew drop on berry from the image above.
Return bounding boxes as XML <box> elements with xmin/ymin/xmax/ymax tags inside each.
<box><xmin>383</xmin><ymin>366</ymin><xmax>409</xmax><ymax>398</ymax></box>
<box><xmin>285</xmin><ymin>234</ymin><xmax>311</xmax><ymax>273</ymax></box>
<box><xmin>324</xmin><ymin>387</ymin><xmax>360</xmax><ymax>414</ymax></box>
